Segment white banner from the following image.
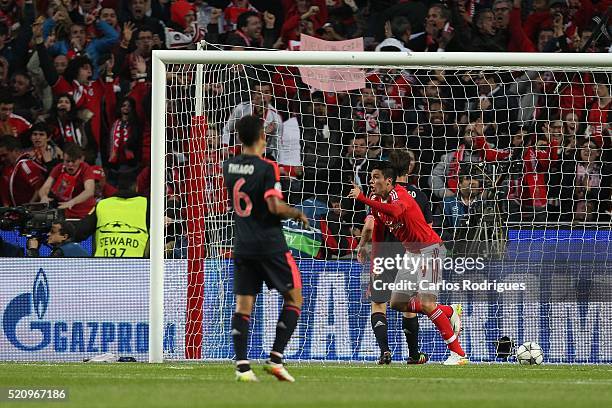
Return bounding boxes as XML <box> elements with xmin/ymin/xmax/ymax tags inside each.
<box><xmin>298</xmin><ymin>35</ymin><xmax>366</xmax><ymax>92</ymax></box>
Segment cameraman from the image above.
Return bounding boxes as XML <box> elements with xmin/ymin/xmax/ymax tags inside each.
<box><xmin>441</xmin><ymin>174</ymin><xmax>484</xmax><ymax>243</ymax></box>
<box><xmin>26</xmin><ymin>220</ymin><xmax>89</xmax><ymax>257</ymax></box>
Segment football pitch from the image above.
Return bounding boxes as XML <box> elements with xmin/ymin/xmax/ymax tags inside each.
<box><xmin>1</xmin><ymin>362</ymin><xmax>612</xmax><ymax>408</ymax></box>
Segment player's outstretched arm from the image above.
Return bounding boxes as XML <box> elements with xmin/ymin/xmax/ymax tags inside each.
<box><xmin>348</xmin><ymin>183</ymin><xmax>404</xmax><ymax>218</ymax></box>
<box><xmin>266</xmin><ymin>196</ymin><xmax>310</xmax><ymax>228</ymax></box>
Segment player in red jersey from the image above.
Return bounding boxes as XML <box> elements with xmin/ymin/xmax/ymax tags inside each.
<box><xmin>349</xmin><ymin>162</ymin><xmax>468</xmax><ymax>365</ymax></box>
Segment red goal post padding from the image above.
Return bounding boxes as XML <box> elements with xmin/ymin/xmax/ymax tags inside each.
<box><xmin>184</xmin><ymin>115</ymin><xmax>207</xmax><ymax>359</ymax></box>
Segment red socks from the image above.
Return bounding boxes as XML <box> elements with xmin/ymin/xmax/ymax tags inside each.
<box><xmin>427</xmin><ymin>306</ymin><xmax>465</xmax><ymax>357</ymax></box>
<box><xmin>407</xmin><ymin>296</ymin><xmax>422</xmax><ymax>314</ymax></box>
<box><xmin>406</xmin><ymin>297</ymin><xmax>452</xmax><ymax>318</ymax></box>
<box><xmin>437</xmin><ymin>304</ymin><xmax>453</xmax><ymax>318</ymax></box>
<box><xmin>405</xmin><ymin>297</ymin><xmax>463</xmax><ymax>355</ymax></box>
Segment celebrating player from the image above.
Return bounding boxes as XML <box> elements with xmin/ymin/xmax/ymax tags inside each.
<box><xmin>358</xmin><ymin>150</ymin><xmax>445</xmax><ymax>364</ymax></box>
<box><xmin>357</xmin><ymin>151</ymin><xmax>433</xmax><ymax>364</ymax></box>
<box><xmin>223</xmin><ymin>115</ymin><xmax>309</xmax><ymax>382</ymax></box>
<box><xmin>349</xmin><ymin>162</ymin><xmax>468</xmax><ymax>365</ymax></box>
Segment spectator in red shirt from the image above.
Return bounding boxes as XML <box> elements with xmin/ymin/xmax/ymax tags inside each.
<box><xmin>0</xmin><ymin>91</ymin><xmax>32</xmax><ymax>139</ymax></box>
<box><xmin>34</xmin><ymin>21</ymin><xmax>109</xmax><ymax>149</ymax></box>
<box><xmin>282</xmin><ymin>0</ymin><xmax>327</xmax><ymax>33</ymax></box>
<box><xmin>103</xmin><ymin>96</ymin><xmax>141</xmax><ymax>185</ymax></box>
<box><xmin>319</xmin><ymin>197</ymin><xmax>358</xmax><ymax>259</ymax></box>
<box><xmin>0</xmin><ymin>0</ymin><xmax>19</xmax><ymax>28</ymax></box>
<box><xmin>165</xmin><ymin>0</ymin><xmax>206</xmax><ymax>50</ymax></box>
<box><xmin>38</xmin><ymin>143</ymin><xmax>96</xmax><ymax>219</ymax></box>
<box><xmin>523</xmin><ymin>0</ymin><xmax>555</xmax><ymax>44</ymax></box>
<box><xmin>45</xmin><ymin>93</ymin><xmax>97</xmax><ymax>165</ymax></box>
<box><xmin>587</xmin><ymin>73</ymin><xmax>611</xmax><ymax>149</ymax></box>
<box><xmin>91</xmin><ymin>164</ymin><xmax>118</xmax><ymax>200</ymax></box>
<box><xmin>26</xmin><ymin>122</ymin><xmax>63</xmax><ymax>173</ymax></box>
<box><xmin>0</xmin><ymin>135</ymin><xmax>47</xmax><ymax>206</ymax></box>
<box><xmin>224</xmin><ymin>0</ymin><xmax>259</xmax><ymax>31</ymax></box>
<box><xmin>473</xmin><ymin>120</ymin><xmax>560</xmax><ymax>221</ymax></box>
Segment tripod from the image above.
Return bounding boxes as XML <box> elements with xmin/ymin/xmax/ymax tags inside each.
<box><xmin>465</xmin><ymin>164</ymin><xmax>508</xmax><ymax>259</ymax></box>
<box><xmin>466</xmin><ymin>201</ymin><xmax>507</xmax><ymax>259</ymax></box>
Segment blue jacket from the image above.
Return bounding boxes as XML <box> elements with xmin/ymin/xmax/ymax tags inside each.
<box><xmin>442</xmin><ymin>196</ymin><xmax>470</xmax><ymax>229</ymax></box>
<box><xmin>52</xmin><ymin>242</ymin><xmax>90</xmax><ymax>257</ymax></box>
<box><xmin>42</xmin><ymin>19</ymin><xmax>119</xmax><ymax>74</ymax></box>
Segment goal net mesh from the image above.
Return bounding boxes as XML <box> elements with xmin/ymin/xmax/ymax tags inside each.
<box><xmin>162</xmin><ymin>54</ymin><xmax>611</xmax><ymax>363</ymax></box>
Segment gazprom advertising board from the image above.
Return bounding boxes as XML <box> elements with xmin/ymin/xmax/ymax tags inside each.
<box><xmin>0</xmin><ymin>259</ymin><xmax>185</xmax><ymax>362</ymax></box>
<box><xmin>1</xmin><ymin>258</ymin><xmax>611</xmax><ymax>362</ymax></box>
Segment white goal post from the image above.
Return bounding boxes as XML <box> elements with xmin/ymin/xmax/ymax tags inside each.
<box><xmin>149</xmin><ymin>50</ymin><xmax>612</xmax><ymax>363</ymax></box>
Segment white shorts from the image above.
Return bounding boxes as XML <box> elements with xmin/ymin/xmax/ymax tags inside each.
<box><xmin>392</xmin><ymin>243</ymin><xmax>446</xmax><ymax>297</ymax></box>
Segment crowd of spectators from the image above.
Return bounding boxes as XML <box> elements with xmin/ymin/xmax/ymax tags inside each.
<box><xmin>0</xmin><ymin>0</ymin><xmax>609</xmax><ymax>258</ymax></box>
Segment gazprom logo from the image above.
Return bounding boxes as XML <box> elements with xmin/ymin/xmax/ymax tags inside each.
<box><xmin>33</xmin><ymin>269</ymin><xmax>49</xmax><ymax>320</ymax></box>
<box><xmin>3</xmin><ymin>268</ymin><xmax>51</xmax><ymax>351</ymax></box>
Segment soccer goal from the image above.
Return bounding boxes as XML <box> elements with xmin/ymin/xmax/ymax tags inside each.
<box><xmin>150</xmin><ymin>49</ymin><xmax>612</xmax><ymax>364</ymax></box>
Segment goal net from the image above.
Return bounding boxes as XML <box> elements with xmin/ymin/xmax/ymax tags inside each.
<box><xmin>154</xmin><ymin>49</ymin><xmax>612</xmax><ymax>364</ymax></box>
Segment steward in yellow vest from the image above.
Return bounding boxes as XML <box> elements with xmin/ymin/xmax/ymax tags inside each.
<box><xmin>72</xmin><ymin>175</ymin><xmax>149</xmax><ymax>258</ymax></box>
<box><xmin>94</xmin><ymin>195</ymin><xmax>148</xmax><ymax>257</ymax></box>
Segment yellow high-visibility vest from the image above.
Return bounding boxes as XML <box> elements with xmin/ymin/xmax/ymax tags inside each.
<box><xmin>94</xmin><ymin>196</ymin><xmax>148</xmax><ymax>257</ymax></box>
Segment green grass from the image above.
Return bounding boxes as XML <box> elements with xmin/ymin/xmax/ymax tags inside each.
<box><xmin>1</xmin><ymin>362</ymin><xmax>611</xmax><ymax>408</ymax></box>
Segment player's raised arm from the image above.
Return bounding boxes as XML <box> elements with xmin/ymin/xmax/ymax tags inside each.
<box><xmin>349</xmin><ymin>180</ymin><xmax>405</xmax><ymax>218</ymax></box>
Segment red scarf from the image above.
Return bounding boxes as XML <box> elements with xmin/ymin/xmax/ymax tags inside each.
<box><xmin>109</xmin><ymin>120</ymin><xmax>134</xmax><ymax>164</ymax></box>
<box><xmin>447</xmin><ymin>145</ymin><xmax>465</xmax><ymax>192</ymax></box>
<box><xmin>235</xmin><ymin>29</ymin><xmax>252</xmax><ymax>46</ymax></box>
<box><xmin>51</xmin><ymin>166</ymin><xmax>82</xmax><ymax>202</ymax></box>
<box><xmin>66</xmin><ymin>48</ymin><xmax>84</xmax><ymax>61</ymax></box>
<box><xmin>57</xmin><ymin>119</ymin><xmax>82</xmax><ymax>145</ymax></box>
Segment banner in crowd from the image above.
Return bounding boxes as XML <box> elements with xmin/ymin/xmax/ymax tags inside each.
<box><xmin>298</xmin><ymin>34</ymin><xmax>366</xmax><ymax>92</ymax></box>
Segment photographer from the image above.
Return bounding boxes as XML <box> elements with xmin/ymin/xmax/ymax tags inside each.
<box><xmin>26</xmin><ymin>220</ymin><xmax>89</xmax><ymax>257</ymax></box>
<box><xmin>441</xmin><ymin>174</ymin><xmax>484</xmax><ymax>243</ymax></box>
<box><xmin>473</xmin><ymin>121</ymin><xmax>560</xmax><ymax>222</ymax></box>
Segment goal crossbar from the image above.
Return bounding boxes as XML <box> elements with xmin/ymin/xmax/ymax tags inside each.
<box><xmin>151</xmin><ymin>50</ymin><xmax>612</xmax><ymax>70</ymax></box>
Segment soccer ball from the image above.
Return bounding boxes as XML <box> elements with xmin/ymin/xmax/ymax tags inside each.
<box><xmin>516</xmin><ymin>342</ymin><xmax>544</xmax><ymax>365</ymax></box>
